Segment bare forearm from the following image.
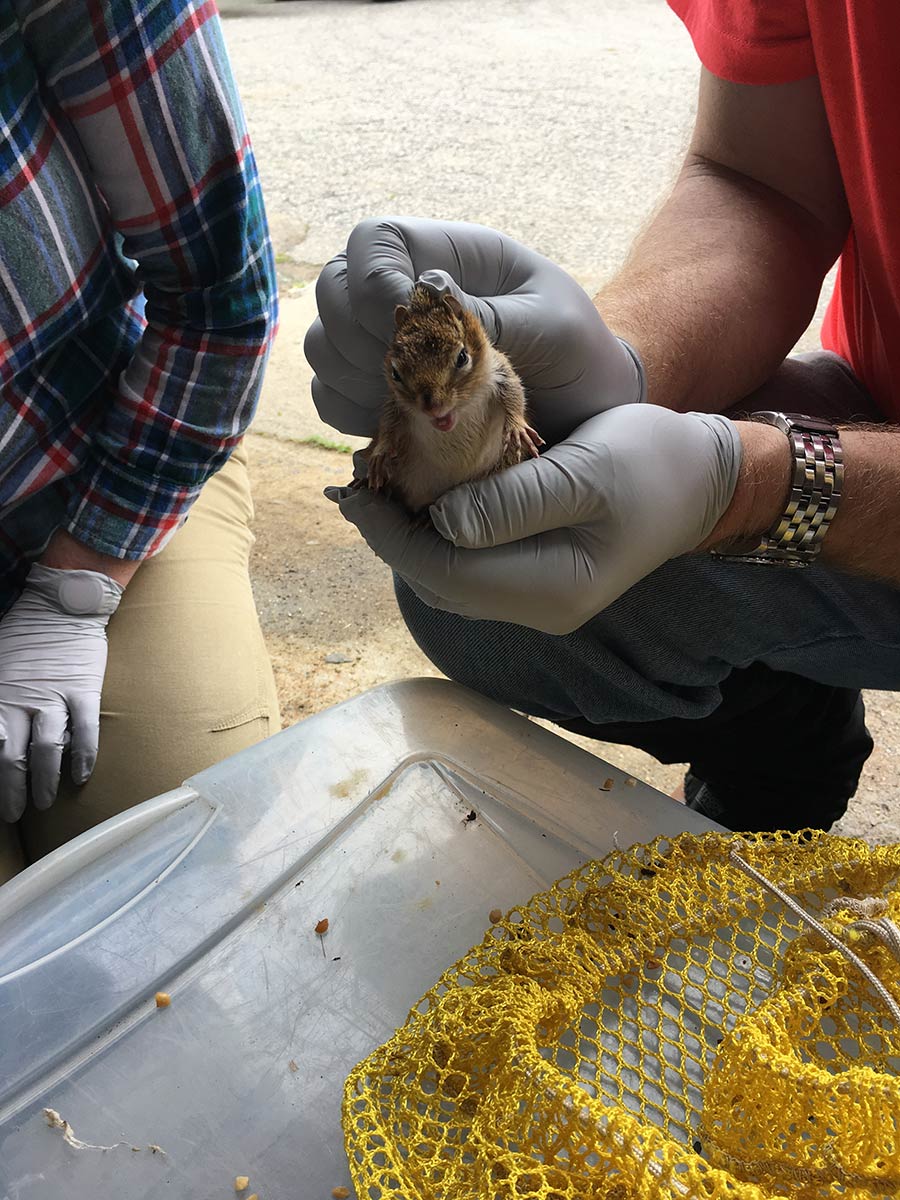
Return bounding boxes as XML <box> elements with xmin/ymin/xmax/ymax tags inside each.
<box><xmin>706</xmin><ymin>425</ymin><xmax>900</xmax><ymax>587</ymax></box>
<box><xmin>822</xmin><ymin>431</ymin><xmax>900</xmax><ymax>578</ymax></box>
<box><xmin>40</xmin><ymin>529</ymin><xmax>140</xmax><ymax>587</ymax></box>
<box><xmin>595</xmin><ymin>161</ymin><xmax>836</xmax><ymax>413</ymax></box>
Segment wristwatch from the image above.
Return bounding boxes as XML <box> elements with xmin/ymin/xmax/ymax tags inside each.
<box><xmin>712</xmin><ymin>411</ymin><xmax>843</xmax><ymax>567</ymax></box>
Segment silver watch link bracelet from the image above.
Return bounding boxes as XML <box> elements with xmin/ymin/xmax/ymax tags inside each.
<box><xmin>712</xmin><ymin>411</ymin><xmax>843</xmax><ymax>567</ymax></box>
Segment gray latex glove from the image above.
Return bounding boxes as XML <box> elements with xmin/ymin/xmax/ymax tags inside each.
<box><xmin>325</xmin><ymin>406</ymin><xmax>742</xmax><ymax>635</ymax></box>
<box><xmin>304</xmin><ymin>216</ymin><xmax>645</xmax><ymax>445</ymax></box>
<box><xmin>0</xmin><ymin>565</ymin><xmax>123</xmax><ymax>821</ymax></box>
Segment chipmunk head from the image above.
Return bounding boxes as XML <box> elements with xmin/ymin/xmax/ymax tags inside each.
<box><xmin>385</xmin><ymin>285</ymin><xmax>490</xmax><ymax>432</ymax></box>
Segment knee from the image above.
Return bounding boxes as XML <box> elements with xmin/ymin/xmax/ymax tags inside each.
<box><xmin>393</xmin><ymin>564</ymin><xmax>732</xmax><ymax>728</ymax></box>
<box><xmin>394</xmin><ymin>577</ymin><xmax>513</xmax><ymax>696</ymax></box>
<box><xmin>393</xmin><ymin>577</ymin><xmax>572</xmax><ymax>718</ymax></box>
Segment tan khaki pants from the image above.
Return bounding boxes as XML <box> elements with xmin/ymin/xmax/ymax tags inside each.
<box><xmin>0</xmin><ymin>443</ymin><xmax>280</xmax><ymax>882</ymax></box>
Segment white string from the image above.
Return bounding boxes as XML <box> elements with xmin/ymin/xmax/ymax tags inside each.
<box><xmin>852</xmin><ymin>917</ymin><xmax>900</xmax><ymax>961</ymax></box>
<box><xmin>728</xmin><ymin>847</ymin><xmax>900</xmax><ymax>1026</ymax></box>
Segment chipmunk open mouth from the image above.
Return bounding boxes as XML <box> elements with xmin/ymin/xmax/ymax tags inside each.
<box><xmin>431</xmin><ymin>410</ymin><xmax>457</xmax><ymax>432</ymax></box>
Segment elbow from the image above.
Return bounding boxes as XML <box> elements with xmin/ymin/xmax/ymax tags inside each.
<box><xmin>533</xmin><ymin>608</ymin><xmax>596</xmax><ymax>637</ymax></box>
<box><xmin>681</xmin><ymin>153</ymin><xmax>849</xmax><ymax>276</ymax></box>
<box><xmin>251</xmin><ymin>276</ymin><xmax>279</xmax><ymax>358</ymax></box>
<box><xmin>223</xmin><ymin>237</ymin><xmax>280</xmax><ymax>349</ymax></box>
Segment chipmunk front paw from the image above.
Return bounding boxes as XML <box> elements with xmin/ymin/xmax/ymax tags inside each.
<box><xmin>504</xmin><ymin>422</ymin><xmax>545</xmax><ymax>460</ymax></box>
<box><xmin>362</xmin><ymin>443</ymin><xmax>395</xmax><ymax>492</ymax></box>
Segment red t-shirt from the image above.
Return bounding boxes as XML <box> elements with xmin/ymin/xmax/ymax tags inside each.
<box><xmin>668</xmin><ymin>0</ymin><xmax>900</xmax><ymax>419</ymax></box>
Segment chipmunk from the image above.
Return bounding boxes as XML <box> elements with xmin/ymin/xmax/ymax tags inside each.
<box><xmin>360</xmin><ymin>283</ymin><xmax>543</xmax><ymax>513</ymax></box>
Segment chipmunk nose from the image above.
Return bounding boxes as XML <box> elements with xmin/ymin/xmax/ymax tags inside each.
<box><xmin>420</xmin><ymin>388</ymin><xmax>433</xmax><ymax>410</ymax></box>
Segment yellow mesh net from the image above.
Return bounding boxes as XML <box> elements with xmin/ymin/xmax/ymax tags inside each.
<box><xmin>343</xmin><ymin>832</ymin><xmax>900</xmax><ymax>1199</ymax></box>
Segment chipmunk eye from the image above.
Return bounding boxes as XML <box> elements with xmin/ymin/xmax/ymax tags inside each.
<box><xmin>456</xmin><ymin>348</ymin><xmax>469</xmax><ymax>369</ymax></box>
<box><xmin>391</xmin><ymin>364</ymin><xmax>402</xmax><ymax>383</ymax></box>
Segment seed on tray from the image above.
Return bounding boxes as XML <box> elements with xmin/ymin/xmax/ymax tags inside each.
<box><xmin>235</xmin><ymin>1177</ymin><xmax>250</xmax><ymax>1192</ymax></box>
<box><xmin>315</xmin><ymin>918</ymin><xmax>329</xmax><ymax>935</ymax></box>
<box><xmin>155</xmin><ymin>992</ymin><xmax>171</xmax><ymax>1008</ymax></box>
<box><xmin>489</xmin><ymin>909</ymin><xmax>503</xmax><ymax>924</ymax></box>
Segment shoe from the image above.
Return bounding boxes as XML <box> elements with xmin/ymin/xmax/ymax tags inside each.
<box><xmin>683</xmin><ymin>771</ymin><xmax>845</xmax><ymax>834</ymax></box>
<box><xmin>683</xmin><ymin>772</ymin><xmax>736</xmax><ymax>829</ymax></box>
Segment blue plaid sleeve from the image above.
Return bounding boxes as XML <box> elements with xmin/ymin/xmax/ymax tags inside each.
<box><xmin>16</xmin><ymin>0</ymin><xmax>277</xmax><ymax>558</ymax></box>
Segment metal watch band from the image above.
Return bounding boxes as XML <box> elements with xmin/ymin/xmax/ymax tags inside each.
<box><xmin>712</xmin><ymin>411</ymin><xmax>843</xmax><ymax>567</ymax></box>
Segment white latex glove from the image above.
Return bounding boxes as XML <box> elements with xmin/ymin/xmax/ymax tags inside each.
<box><xmin>0</xmin><ymin>565</ymin><xmax>123</xmax><ymax>821</ymax></box>
<box><xmin>304</xmin><ymin>216</ymin><xmax>645</xmax><ymax>445</ymax></box>
<box><xmin>326</xmin><ymin>406</ymin><xmax>742</xmax><ymax>635</ymax></box>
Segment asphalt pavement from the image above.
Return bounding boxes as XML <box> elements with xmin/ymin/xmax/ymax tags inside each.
<box><xmin>221</xmin><ymin>0</ymin><xmax>699</xmax><ymax>288</ymax></box>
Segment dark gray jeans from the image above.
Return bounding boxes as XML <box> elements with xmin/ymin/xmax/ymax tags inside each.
<box><xmin>395</xmin><ymin>353</ymin><xmax>898</xmax><ymax>832</ymax></box>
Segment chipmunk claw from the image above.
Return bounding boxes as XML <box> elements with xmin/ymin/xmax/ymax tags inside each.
<box><xmin>505</xmin><ymin>423</ymin><xmax>544</xmax><ymax>460</ymax></box>
<box><xmin>362</xmin><ymin>446</ymin><xmax>394</xmax><ymax>493</ymax></box>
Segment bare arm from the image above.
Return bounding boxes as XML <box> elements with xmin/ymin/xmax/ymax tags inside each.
<box><xmin>596</xmin><ymin>70</ymin><xmax>850</xmax><ymax>413</ymax></box>
<box><xmin>704</xmin><ymin>423</ymin><xmax>900</xmax><ymax>586</ymax></box>
<box><xmin>40</xmin><ymin>531</ymin><xmax>140</xmax><ymax>587</ymax></box>
<box><xmin>594</xmin><ymin>68</ymin><xmax>900</xmax><ymax>585</ymax></box>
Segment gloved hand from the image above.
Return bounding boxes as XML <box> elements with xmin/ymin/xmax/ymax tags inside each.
<box><xmin>0</xmin><ymin>565</ymin><xmax>123</xmax><ymax>821</ymax></box>
<box><xmin>304</xmin><ymin>216</ymin><xmax>645</xmax><ymax>446</ymax></box>
<box><xmin>326</xmin><ymin>405</ymin><xmax>742</xmax><ymax>635</ymax></box>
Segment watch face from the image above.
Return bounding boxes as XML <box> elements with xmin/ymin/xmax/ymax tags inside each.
<box><xmin>781</xmin><ymin>413</ymin><xmax>840</xmax><ymax>435</ymax></box>
<box><xmin>752</xmin><ymin>412</ymin><xmax>839</xmax><ymax>436</ymax></box>
<box><xmin>751</xmin><ymin>411</ymin><xmax>788</xmax><ymax>431</ymax></box>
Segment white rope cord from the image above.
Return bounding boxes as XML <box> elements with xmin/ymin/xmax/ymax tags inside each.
<box><xmin>852</xmin><ymin>917</ymin><xmax>900</xmax><ymax>961</ymax></box>
<box><xmin>729</xmin><ymin>846</ymin><xmax>900</xmax><ymax>1027</ymax></box>
<box><xmin>822</xmin><ymin>896</ymin><xmax>887</xmax><ymax>920</ymax></box>
<box><xmin>823</xmin><ymin>896</ymin><xmax>900</xmax><ymax>961</ymax></box>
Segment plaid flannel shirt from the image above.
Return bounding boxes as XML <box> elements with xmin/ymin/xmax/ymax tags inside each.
<box><xmin>0</xmin><ymin>0</ymin><xmax>277</xmax><ymax>613</ymax></box>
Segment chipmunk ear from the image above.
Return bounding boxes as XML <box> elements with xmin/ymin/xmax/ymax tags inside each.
<box><xmin>441</xmin><ymin>294</ymin><xmax>464</xmax><ymax>320</ymax></box>
<box><xmin>394</xmin><ymin>304</ymin><xmax>410</xmax><ymax>329</ymax></box>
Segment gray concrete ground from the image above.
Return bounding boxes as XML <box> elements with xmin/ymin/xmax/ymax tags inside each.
<box><xmin>221</xmin><ymin>0</ymin><xmax>899</xmax><ymax>842</ymax></box>
<box><xmin>223</xmin><ymin>0</ymin><xmax>695</xmax><ymax>282</ymax></box>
